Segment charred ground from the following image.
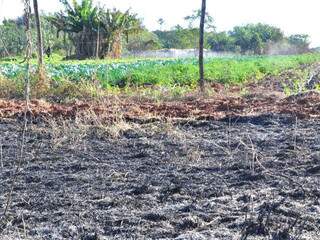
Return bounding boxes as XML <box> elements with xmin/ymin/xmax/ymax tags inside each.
<box><xmin>0</xmin><ymin>114</ymin><xmax>320</xmax><ymax>239</ymax></box>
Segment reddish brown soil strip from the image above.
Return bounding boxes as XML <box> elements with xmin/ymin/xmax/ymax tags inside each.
<box><xmin>1</xmin><ymin>91</ymin><xmax>320</xmax><ymax>121</ymax></box>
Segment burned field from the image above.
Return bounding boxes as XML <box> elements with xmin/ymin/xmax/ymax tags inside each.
<box><xmin>1</xmin><ymin>67</ymin><xmax>320</xmax><ymax>239</ymax></box>
<box><xmin>1</xmin><ymin>0</ymin><xmax>320</xmax><ymax>238</ymax></box>
<box><xmin>0</xmin><ymin>113</ymin><xmax>320</xmax><ymax>239</ymax></box>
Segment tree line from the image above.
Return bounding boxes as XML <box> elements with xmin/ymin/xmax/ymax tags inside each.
<box><xmin>0</xmin><ymin>0</ymin><xmax>312</xmax><ymax>59</ymax></box>
<box><xmin>155</xmin><ymin>24</ymin><xmax>310</xmax><ymax>55</ymax></box>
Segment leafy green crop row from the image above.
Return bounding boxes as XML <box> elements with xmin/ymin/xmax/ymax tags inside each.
<box><xmin>1</xmin><ymin>54</ymin><xmax>320</xmax><ymax>88</ymax></box>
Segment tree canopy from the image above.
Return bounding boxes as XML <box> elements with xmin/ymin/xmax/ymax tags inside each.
<box><xmin>47</xmin><ymin>0</ymin><xmax>143</xmax><ymax>59</ymax></box>
<box><xmin>0</xmin><ymin>0</ymin><xmax>312</xmax><ymax>59</ymax></box>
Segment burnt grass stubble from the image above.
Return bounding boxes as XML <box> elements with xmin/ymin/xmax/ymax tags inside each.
<box><xmin>0</xmin><ymin>114</ymin><xmax>320</xmax><ymax>239</ymax></box>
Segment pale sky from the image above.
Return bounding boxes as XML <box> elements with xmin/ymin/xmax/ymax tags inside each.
<box><xmin>0</xmin><ymin>0</ymin><xmax>319</xmax><ymax>47</ymax></box>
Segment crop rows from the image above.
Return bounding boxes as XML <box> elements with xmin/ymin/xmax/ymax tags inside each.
<box><xmin>1</xmin><ymin>54</ymin><xmax>320</xmax><ymax>88</ymax></box>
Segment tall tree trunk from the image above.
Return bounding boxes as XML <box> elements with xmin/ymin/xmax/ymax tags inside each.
<box><xmin>23</xmin><ymin>0</ymin><xmax>32</xmax><ymax>104</ymax></box>
<box><xmin>96</xmin><ymin>24</ymin><xmax>100</xmax><ymax>59</ymax></box>
<box><xmin>33</xmin><ymin>0</ymin><xmax>49</xmax><ymax>97</ymax></box>
<box><xmin>199</xmin><ymin>0</ymin><xmax>206</xmax><ymax>92</ymax></box>
<box><xmin>33</xmin><ymin>0</ymin><xmax>43</xmax><ymax>67</ymax></box>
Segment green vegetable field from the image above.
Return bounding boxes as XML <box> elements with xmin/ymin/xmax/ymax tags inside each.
<box><xmin>1</xmin><ymin>54</ymin><xmax>320</xmax><ymax>89</ymax></box>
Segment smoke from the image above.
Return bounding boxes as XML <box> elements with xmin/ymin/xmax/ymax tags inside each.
<box><xmin>266</xmin><ymin>41</ymin><xmax>307</xmax><ymax>56</ymax></box>
<box><xmin>123</xmin><ymin>49</ymin><xmax>236</xmax><ymax>58</ymax></box>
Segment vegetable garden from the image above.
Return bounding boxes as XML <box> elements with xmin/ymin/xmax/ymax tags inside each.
<box><xmin>1</xmin><ymin>54</ymin><xmax>320</xmax><ymax>89</ymax></box>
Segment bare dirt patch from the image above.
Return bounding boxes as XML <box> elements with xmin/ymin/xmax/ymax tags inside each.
<box><xmin>2</xmin><ymin>90</ymin><xmax>320</xmax><ymax>121</ymax></box>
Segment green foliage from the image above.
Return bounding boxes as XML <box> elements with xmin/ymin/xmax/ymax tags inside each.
<box><xmin>184</xmin><ymin>9</ymin><xmax>215</xmax><ymax>31</ymax></box>
<box><xmin>0</xmin><ymin>19</ymin><xmax>26</xmax><ymax>57</ymax></box>
<box><xmin>49</xmin><ymin>0</ymin><xmax>101</xmax><ymax>58</ymax></box>
<box><xmin>154</xmin><ymin>9</ymin><xmax>215</xmax><ymax>50</ymax></box>
<box><xmin>0</xmin><ymin>15</ymin><xmax>72</xmax><ymax>58</ymax></box>
<box><xmin>288</xmin><ymin>35</ymin><xmax>310</xmax><ymax>53</ymax></box>
<box><xmin>1</xmin><ymin>3</ymin><xmax>312</xmax><ymax>60</ymax></box>
<box><xmin>282</xmin><ymin>69</ymin><xmax>309</xmax><ymax>96</ymax></box>
<box><xmin>125</xmin><ymin>30</ymin><xmax>161</xmax><ymax>51</ymax></box>
<box><xmin>207</xmin><ymin>32</ymin><xmax>236</xmax><ymax>52</ymax></box>
<box><xmin>99</xmin><ymin>9</ymin><xmax>143</xmax><ymax>58</ymax></box>
<box><xmin>205</xmin><ymin>23</ymin><xmax>311</xmax><ymax>55</ymax></box>
<box><xmin>154</xmin><ymin>26</ymin><xmax>203</xmax><ymax>49</ymax></box>
<box><xmin>229</xmin><ymin>23</ymin><xmax>284</xmax><ymax>54</ymax></box>
<box><xmin>154</xmin><ymin>22</ymin><xmax>310</xmax><ymax>55</ymax></box>
<box><xmin>2</xmin><ymin>54</ymin><xmax>320</xmax><ymax>91</ymax></box>
<box><xmin>49</xmin><ymin>0</ymin><xmax>143</xmax><ymax>59</ymax></box>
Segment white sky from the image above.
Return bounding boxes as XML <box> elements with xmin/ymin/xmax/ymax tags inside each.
<box><xmin>0</xmin><ymin>0</ymin><xmax>319</xmax><ymax>47</ymax></box>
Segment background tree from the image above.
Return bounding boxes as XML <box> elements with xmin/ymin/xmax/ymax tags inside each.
<box><xmin>100</xmin><ymin>9</ymin><xmax>142</xmax><ymax>58</ymax></box>
<box><xmin>184</xmin><ymin>9</ymin><xmax>215</xmax><ymax>31</ymax></box>
<box><xmin>0</xmin><ymin>20</ymin><xmax>26</xmax><ymax>57</ymax></box>
<box><xmin>125</xmin><ymin>30</ymin><xmax>161</xmax><ymax>52</ymax></box>
<box><xmin>207</xmin><ymin>31</ymin><xmax>235</xmax><ymax>52</ymax></box>
<box><xmin>184</xmin><ymin>8</ymin><xmax>215</xmax><ymax>52</ymax></box>
<box><xmin>50</xmin><ymin>1</ymin><xmax>142</xmax><ymax>59</ymax></box>
<box><xmin>154</xmin><ymin>25</ymin><xmax>208</xmax><ymax>49</ymax></box>
<box><xmin>288</xmin><ymin>34</ymin><xmax>310</xmax><ymax>53</ymax></box>
<box><xmin>0</xmin><ymin>1</ymin><xmax>312</xmax><ymax>60</ymax></box>
<box><xmin>230</xmin><ymin>23</ymin><xmax>284</xmax><ymax>54</ymax></box>
<box><xmin>50</xmin><ymin>0</ymin><xmax>100</xmax><ymax>59</ymax></box>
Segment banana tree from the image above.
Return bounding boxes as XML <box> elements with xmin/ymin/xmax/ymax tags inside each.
<box><xmin>100</xmin><ymin>9</ymin><xmax>142</xmax><ymax>58</ymax></box>
<box><xmin>50</xmin><ymin>0</ymin><xmax>100</xmax><ymax>59</ymax></box>
<box><xmin>50</xmin><ymin>0</ymin><xmax>141</xmax><ymax>59</ymax></box>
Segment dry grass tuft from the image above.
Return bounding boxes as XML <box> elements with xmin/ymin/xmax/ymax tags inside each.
<box><xmin>47</xmin><ymin>108</ymin><xmax>145</xmax><ymax>150</ymax></box>
<box><xmin>49</xmin><ymin>80</ymin><xmax>106</xmax><ymax>101</ymax></box>
<box><xmin>0</xmin><ymin>77</ymin><xmax>24</xmax><ymax>98</ymax></box>
<box><xmin>33</xmin><ymin>67</ymin><xmax>50</xmax><ymax>98</ymax></box>
<box><xmin>48</xmin><ymin>118</ymin><xmax>90</xmax><ymax>150</ymax></box>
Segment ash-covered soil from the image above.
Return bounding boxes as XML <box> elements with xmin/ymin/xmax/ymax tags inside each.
<box><xmin>0</xmin><ymin>114</ymin><xmax>320</xmax><ymax>239</ymax></box>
